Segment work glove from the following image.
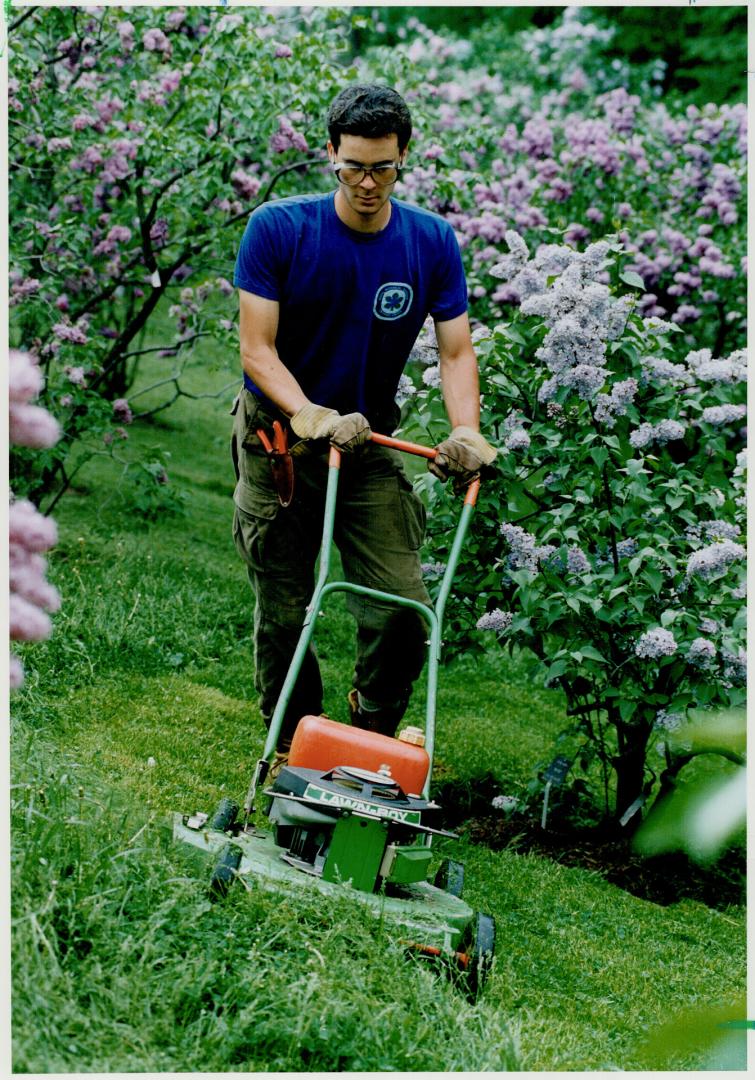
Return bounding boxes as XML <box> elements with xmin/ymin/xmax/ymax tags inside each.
<box><xmin>290</xmin><ymin>402</ymin><xmax>371</xmax><ymax>454</ymax></box>
<box><xmin>429</xmin><ymin>426</ymin><xmax>498</xmax><ymax>486</ymax></box>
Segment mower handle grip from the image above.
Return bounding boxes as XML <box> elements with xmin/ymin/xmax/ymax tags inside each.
<box><xmin>328</xmin><ymin>432</ymin><xmax>481</xmax><ymax>506</ymax></box>
<box><xmin>369</xmin><ymin>431</ymin><xmax>437</xmax><ymax>459</ymax></box>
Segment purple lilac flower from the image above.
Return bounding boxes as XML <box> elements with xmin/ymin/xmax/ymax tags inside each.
<box><xmin>505</xmin><ymin>428</ymin><xmax>530</xmax><ymax>452</ymax></box>
<box><xmin>692</xmin><ymin>349</ymin><xmax>747</xmax><ymax>384</ymax></box>
<box><xmin>231</xmin><ymin>169</ymin><xmax>261</xmax><ymax>200</ymax></box>
<box><xmin>566</xmin><ymin>547</ymin><xmax>590</xmax><ymax>575</ymax></box>
<box><xmin>654</xmin><ymin>710</ymin><xmax>683</xmax><ymax>732</ymax></box>
<box><xmin>477</xmin><ymin>609</ymin><xmax>513</xmax><ymax>633</ymax></box>
<box><xmin>54</xmin><ymin>323</ymin><xmax>88</xmax><ymax>345</ymax></box>
<box><xmin>422</xmin><ymin>366</ymin><xmax>441</xmax><ymax>389</ymax></box>
<box><xmin>686</xmin><ymin>540</ymin><xmax>746</xmax><ymax>579</ymax></box>
<box><xmin>421</xmin><ymin>561</ymin><xmax>445</xmax><ymax>577</ymax></box>
<box><xmin>594</xmin><ymin>378</ymin><xmax>638</xmax><ymax>426</ymax></box>
<box><xmin>635</xmin><ymin>627</ymin><xmax>678</xmax><ymax>659</ymax></box>
<box><xmin>629</xmin><ymin>419</ymin><xmax>686</xmax><ymax>450</ymax></box>
<box><xmin>559</xmin><ymin>363</ymin><xmax>606</xmax><ymax>399</ymax></box>
<box><xmin>64</xmin><ymin>365</ymin><xmax>87</xmax><ymax>387</ymax></box>
<box><xmin>150</xmin><ymin>219</ymin><xmax>169</xmax><ymax>248</ymax></box>
<box><xmin>640</xmin><ymin>356</ymin><xmax>693</xmax><ymax>386</ymax></box>
<box><xmin>143</xmin><ymin>28</ymin><xmax>172</xmax><ymax>54</ymax></box>
<box><xmin>722</xmin><ymin>648</ymin><xmax>746</xmax><ymax>686</ymax></box>
<box><xmin>274</xmin><ymin>44</ymin><xmax>293</xmax><ymax>59</ymax></box>
<box><xmin>564</xmin><ymin>223</ymin><xmax>590</xmax><ymax>246</ymax></box>
<box><xmin>687</xmin><ymin>637</ymin><xmax>716</xmax><ymax>669</ymax></box>
<box><xmin>700</xmin><ymin>404</ymin><xmax>746</xmax><ymax>427</ymax></box>
<box><xmin>500</xmin><ymin>522</ymin><xmax>539</xmax><ymax>572</ymax></box>
<box><xmin>118</xmin><ymin>20</ymin><xmax>135</xmax><ymax>51</ymax></box>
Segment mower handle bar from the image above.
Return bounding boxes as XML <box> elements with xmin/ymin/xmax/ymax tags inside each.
<box><xmin>329</xmin><ymin>431</ymin><xmax>481</xmax><ymax>506</ymax></box>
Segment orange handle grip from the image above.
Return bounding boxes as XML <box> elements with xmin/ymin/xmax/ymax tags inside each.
<box><xmin>368</xmin><ymin>431</ymin><xmax>438</xmax><ymax>460</ymax></box>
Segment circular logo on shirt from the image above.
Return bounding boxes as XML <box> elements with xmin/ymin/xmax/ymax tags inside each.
<box><xmin>373</xmin><ymin>282</ymin><xmax>414</xmax><ymax>321</ymax></box>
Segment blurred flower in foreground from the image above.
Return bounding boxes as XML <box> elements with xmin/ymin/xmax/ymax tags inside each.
<box><xmin>9</xmin><ymin>350</ymin><xmax>62</xmax><ymax>688</ymax></box>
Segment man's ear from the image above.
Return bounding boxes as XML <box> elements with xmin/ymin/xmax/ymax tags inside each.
<box><xmin>326</xmin><ymin>139</ymin><xmax>335</xmax><ymax>163</ymax></box>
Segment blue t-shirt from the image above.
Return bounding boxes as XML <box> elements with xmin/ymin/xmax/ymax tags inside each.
<box><xmin>233</xmin><ymin>192</ymin><xmax>468</xmax><ymax>426</ymax></box>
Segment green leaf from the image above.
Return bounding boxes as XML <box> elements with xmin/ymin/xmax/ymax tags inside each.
<box><xmin>580</xmin><ymin>645</ymin><xmax>607</xmax><ymax>662</ymax></box>
<box><xmin>619</xmin><ymin>699</ymin><xmax>638</xmax><ymax>721</ymax></box>
<box><xmin>566</xmin><ymin>596</ymin><xmax>581</xmax><ymax>614</ymax></box>
<box><xmin>621</xmin><ymin>270</ymin><xmax>646</xmax><ymax>290</ymax></box>
<box><xmin>643</xmin><ymin>568</ymin><xmax>665</xmax><ymax>595</ymax></box>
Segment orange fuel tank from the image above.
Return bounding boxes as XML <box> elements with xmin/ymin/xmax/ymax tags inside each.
<box><xmin>288</xmin><ymin>714</ymin><xmax>430</xmax><ymax>796</ymax></box>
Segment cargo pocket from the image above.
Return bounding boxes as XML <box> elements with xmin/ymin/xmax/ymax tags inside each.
<box><xmin>396</xmin><ymin>471</ymin><xmax>426</xmax><ymax>551</ymax></box>
<box><xmin>232</xmin><ymin>479</ymin><xmax>279</xmax><ymax>573</ymax></box>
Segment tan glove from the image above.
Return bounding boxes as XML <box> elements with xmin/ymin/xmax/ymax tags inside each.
<box><xmin>429</xmin><ymin>426</ymin><xmax>498</xmax><ymax>484</ymax></box>
<box><xmin>290</xmin><ymin>402</ymin><xmax>371</xmax><ymax>454</ymax></box>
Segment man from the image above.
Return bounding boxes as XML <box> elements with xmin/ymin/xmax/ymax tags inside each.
<box><xmin>231</xmin><ymin>84</ymin><xmax>496</xmax><ymax>762</ymax></box>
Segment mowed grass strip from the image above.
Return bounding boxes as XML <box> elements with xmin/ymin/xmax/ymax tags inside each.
<box><xmin>12</xmin><ymin>724</ymin><xmax>521</xmax><ymax>1074</ymax></box>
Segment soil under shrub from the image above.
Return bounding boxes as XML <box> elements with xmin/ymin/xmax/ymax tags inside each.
<box><xmin>433</xmin><ymin>774</ymin><xmax>746</xmax><ymax>911</ymax></box>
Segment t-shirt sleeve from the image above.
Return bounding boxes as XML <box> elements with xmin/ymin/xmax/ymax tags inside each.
<box><xmin>429</xmin><ymin>223</ymin><xmax>468</xmax><ymax>322</ymax></box>
<box><xmin>233</xmin><ymin>206</ymin><xmax>286</xmax><ymax>300</ymax></box>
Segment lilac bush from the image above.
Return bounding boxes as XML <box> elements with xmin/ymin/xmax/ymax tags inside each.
<box><xmin>9</xmin><ymin>5</ymin><xmax>352</xmax><ymax>504</ymax></box>
<box><xmin>9</xmin><ymin>352</ymin><xmax>62</xmax><ymax>688</ymax></box>
<box><xmin>366</xmin><ymin>10</ymin><xmax>746</xmax><ymax>357</ymax></box>
<box><xmin>405</xmin><ymin>232</ymin><xmax>746</xmax><ymax>825</ymax></box>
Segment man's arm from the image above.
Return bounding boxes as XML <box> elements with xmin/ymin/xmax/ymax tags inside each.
<box><xmin>239</xmin><ymin>288</ymin><xmax>309</xmax><ymax>418</ymax></box>
<box><xmin>429</xmin><ymin>312</ymin><xmax>497</xmax><ymax>482</ymax></box>
<box><xmin>434</xmin><ymin>312</ymin><xmax>481</xmax><ymax>430</ymax></box>
<box><xmin>238</xmin><ymin>288</ymin><xmax>370</xmax><ymax>451</ymax></box>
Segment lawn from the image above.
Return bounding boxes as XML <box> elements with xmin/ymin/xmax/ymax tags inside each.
<box><xmin>11</xmin><ymin>326</ymin><xmax>747</xmax><ymax>1072</ymax></box>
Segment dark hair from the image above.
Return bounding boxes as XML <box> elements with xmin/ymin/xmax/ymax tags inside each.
<box><xmin>327</xmin><ymin>84</ymin><xmax>413</xmax><ymax>153</ymax></box>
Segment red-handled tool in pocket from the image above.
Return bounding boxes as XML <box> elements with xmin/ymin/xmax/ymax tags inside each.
<box><xmin>257</xmin><ymin>420</ymin><xmax>294</xmax><ymax>507</ymax></box>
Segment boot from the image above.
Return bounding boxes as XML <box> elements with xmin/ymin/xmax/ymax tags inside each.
<box><xmin>347</xmin><ymin>689</ymin><xmax>407</xmax><ymax>739</ymax></box>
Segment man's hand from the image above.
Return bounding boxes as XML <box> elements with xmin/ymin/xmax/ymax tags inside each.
<box><xmin>290</xmin><ymin>402</ymin><xmax>371</xmax><ymax>453</ymax></box>
<box><xmin>429</xmin><ymin>426</ymin><xmax>498</xmax><ymax>485</ymax></box>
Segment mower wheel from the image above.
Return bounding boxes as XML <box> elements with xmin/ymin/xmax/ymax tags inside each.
<box><xmin>209</xmin><ymin>797</ymin><xmax>239</xmax><ymax>832</ymax></box>
<box><xmin>209</xmin><ymin>843</ymin><xmax>242</xmax><ymax>900</ymax></box>
<box><xmin>467</xmin><ymin>912</ymin><xmax>496</xmax><ymax>996</ymax></box>
<box><xmin>434</xmin><ymin>858</ymin><xmax>465</xmax><ymax>897</ymax></box>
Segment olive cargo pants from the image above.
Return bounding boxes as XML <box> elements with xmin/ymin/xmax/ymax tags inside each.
<box><xmin>230</xmin><ymin>389</ymin><xmax>431</xmax><ymax>749</ymax></box>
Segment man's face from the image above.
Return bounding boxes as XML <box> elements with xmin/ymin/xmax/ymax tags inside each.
<box><xmin>328</xmin><ymin>133</ymin><xmax>405</xmax><ymax>226</ymax></box>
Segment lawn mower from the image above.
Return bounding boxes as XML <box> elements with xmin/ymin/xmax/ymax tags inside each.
<box><xmin>173</xmin><ymin>432</ymin><xmax>496</xmax><ymax>992</ymax></box>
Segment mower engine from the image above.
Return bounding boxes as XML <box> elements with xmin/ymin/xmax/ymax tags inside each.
<box><xmin>266</xmin><ymin>763</ymin><xmax>451</xmax><ymax>894</ymax></box>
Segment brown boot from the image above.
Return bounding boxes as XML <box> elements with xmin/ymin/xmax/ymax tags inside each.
<box><xmin>347</xmin><ymin>689</ymin><xmax>406</xmax><ymax>739</ymax></box>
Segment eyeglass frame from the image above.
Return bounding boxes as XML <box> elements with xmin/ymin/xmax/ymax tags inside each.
<box><xmin>331</xmin><ymin>161</ymin><xmax>404</xmax><ymax>187</ymax></box>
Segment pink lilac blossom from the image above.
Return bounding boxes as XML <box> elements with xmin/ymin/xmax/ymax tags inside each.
<box><xmin>10</xmin><ymin>278</ymin><xmax>41</xmax><ymax>305</ymax></box>
<box><xmin>231</xmin><ymin>169</ymin><xmax>262</xmax><ymax>200</ymax></box>
<box><xmin>54</xmin><ymin>322</ymin><xmax>88</xmax><ymax>345</ymax></box>
<box><xmin>270</xmin><ymin>116</ymin><xmax>308</xmax><ymax>154</ymax></box>
<box><xmin>112</xmin><ymin>398</ymin><xmax>133</xmax><ymax>424</ymax></box>
<box><xmin>64</xmin><ymin>365</ymin><xmax>87</xmax><ymax>387</ymax></box>
<box><xmin>635</xmin><ymin>627</ymin><xmax>678</xmax><ymax>659</ymax></box>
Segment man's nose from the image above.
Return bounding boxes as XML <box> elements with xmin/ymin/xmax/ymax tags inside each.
<box><xmin>361</xmin><ymin>171</ymin><xmax>378</xmax><ymax>190</ymax></box>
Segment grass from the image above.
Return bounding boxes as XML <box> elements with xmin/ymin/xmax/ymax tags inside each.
<box><xmin>11</xmin><ymin>315</ymin><xmax>747</xmax><ymax>1072</ymax></box>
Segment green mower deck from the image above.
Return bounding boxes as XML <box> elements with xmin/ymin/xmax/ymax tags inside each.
<box><xmin>173</xmin><ymin>812</ymin><xmax>474</xmax><ymax>954</ymax></box>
